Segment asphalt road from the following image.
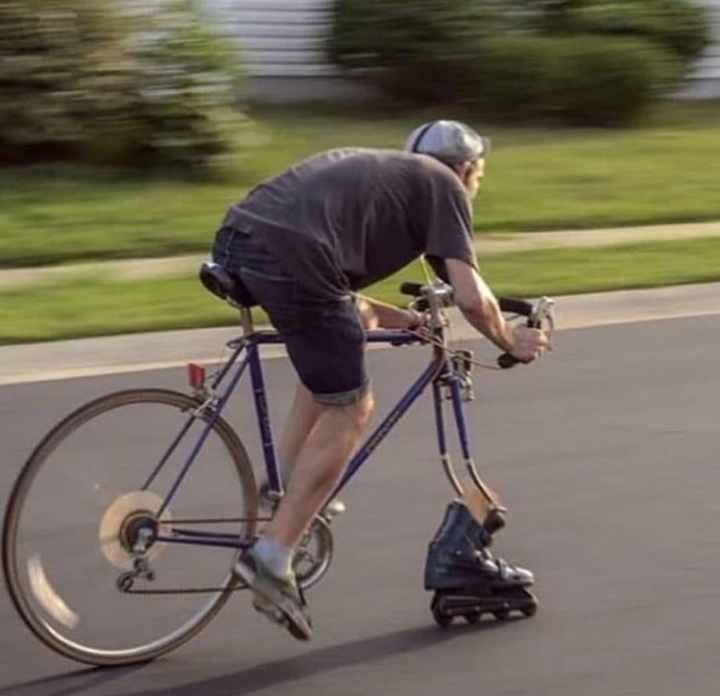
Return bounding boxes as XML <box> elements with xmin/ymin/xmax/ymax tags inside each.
<box><xmin>1</xmin><ymin>314</ymin><xmax>719</xmax><ymax>696</ymax></box>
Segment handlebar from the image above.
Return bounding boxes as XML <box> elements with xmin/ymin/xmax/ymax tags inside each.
<box><xmin>497</xmin><ymin>297</ymin><xmax>533</xmax><ymax>317</ymax></box>
<box><xmin>400</xmin><ymin>281</ymin><xmax>555</xmax><ymax>369</ymax></box>
<box><xmin>399</xmin><ymin>282</ymin><xmax>424</xmax><ymax>296</ymax></box>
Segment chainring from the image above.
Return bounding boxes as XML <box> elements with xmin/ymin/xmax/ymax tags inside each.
<box><xmin>293</xmin><ymin>515</ymin><xmax>334</xmax><ymax>590</ymax></box>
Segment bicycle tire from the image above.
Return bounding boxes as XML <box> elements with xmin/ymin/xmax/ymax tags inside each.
<box><xmin>2</xmin><ymin>388</ymin><xmax>259</xmax><ymax>666</ymax></box>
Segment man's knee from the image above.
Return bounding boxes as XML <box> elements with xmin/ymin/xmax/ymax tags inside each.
<box><xmin>312</xmin><ymin>382</ymin><xmax>373</xmax><ymax>411</ymax></box>
<box><xmin>353</xmin><ymin>390</ymin><xmax>374</xmax><ymax>426</ymax></box>
<box><xmin>318</xmin><ymin>389</ymin><xmax>374</xmax><ymax>430</ymax></box>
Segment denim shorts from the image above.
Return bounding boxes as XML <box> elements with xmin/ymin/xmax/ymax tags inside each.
<box><xmin>212</xmin><ymin>225</ymin><xmax>369</xmax><ymax>406</ymax></box>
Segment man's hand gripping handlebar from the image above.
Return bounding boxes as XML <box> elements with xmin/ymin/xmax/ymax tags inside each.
<box><xmin>496</xmin><ymin>296</ymin><xmax>555</xmax><ymax>368</ymax></box>
<box><xmin>400</xmin><ymin>280</ymin><xmax>556</xmax><ymax>368</ymax></box>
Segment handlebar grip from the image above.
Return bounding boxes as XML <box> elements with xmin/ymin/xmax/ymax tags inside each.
<box><xmin>498</xmin><ymin>297</ymin><xmax>533</xmax><ymax>317</ymax></box>
<box><xmin>400</xmin><ymin>282</ymin><xmax>424</xmax><ymax>297</ymax></box>
<box><xmin>497</xmin><ymin>352</ymin><xmax>520</xmax><ymax>369</ymax></box>
<box><xmin>497</xmin><ymin>315</ymin><xmax>542</xmax><ymax>368</ymax></box>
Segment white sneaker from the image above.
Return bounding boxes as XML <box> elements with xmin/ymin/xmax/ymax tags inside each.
<box><xmin>234</xmin><ymin>546</ymin><xmax>313</xmax><ymax>641</ymax></box>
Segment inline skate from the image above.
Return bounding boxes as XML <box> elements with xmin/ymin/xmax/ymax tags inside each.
<box><xmin>425</xmin><ymin>501</ymin><xmax>537</xmax><ymax>626</ymax></box>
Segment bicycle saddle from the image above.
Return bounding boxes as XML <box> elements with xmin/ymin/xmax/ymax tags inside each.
<box><xmin>199</xmin><ymin>261</ymin><xmax>258</xmax><ymax>307</ymax></box>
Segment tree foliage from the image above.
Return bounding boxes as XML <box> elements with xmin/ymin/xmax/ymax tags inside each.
<box><xmin>330</xmin><ymin>0</ymin><xmax>707</xmax><ymax>125</ymax></box>
<box><xmin>0</xmin><ymin>0</ymin><xmax>245</xmax><ymax>168</ymax></box>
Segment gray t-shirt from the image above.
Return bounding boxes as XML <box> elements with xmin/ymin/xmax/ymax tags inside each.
<box><xmin>221</xmin><ymin>148</ymin><xmax>477</xmax><ymax>299</ymax></box>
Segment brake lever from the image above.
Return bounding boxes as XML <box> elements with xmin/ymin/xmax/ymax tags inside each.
<box><xmin>531</xmin><ymin>297</ymin><xmax>555</xmax><ymax>349</ymax></box>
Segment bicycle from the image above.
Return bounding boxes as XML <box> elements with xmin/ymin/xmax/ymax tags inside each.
<box><xmin>2</xmin><ymin>261</ymin><xmax>555</xmax><ymax>666</ymax></box>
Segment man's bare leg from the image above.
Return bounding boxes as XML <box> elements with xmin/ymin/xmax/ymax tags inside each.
<box><xmin>275</xmin><ymin>383</ymin><xmax>324</xmax><ymax>486</ymax></box>
<box><xmin>235</xmin><ymin>390</ymin><xmax>373</xmax><ymax>638</ymax></box>
<box><xmin>264</xmin><ymin>390</ymin><xmax>374</xmax><ymax>549</ymax></box>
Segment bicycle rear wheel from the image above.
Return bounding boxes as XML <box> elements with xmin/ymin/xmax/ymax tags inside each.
<box><xmin>2</xmin><ymin>388</ymin><xmax>258</xmax><ymax>666</ymax></box>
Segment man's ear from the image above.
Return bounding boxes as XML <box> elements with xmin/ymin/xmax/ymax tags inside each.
<box><xmin>452</xmin><ymin>162</ymin><xmax>470</xmax><ymax>182</ymax></box>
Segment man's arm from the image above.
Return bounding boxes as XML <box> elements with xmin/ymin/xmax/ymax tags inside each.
<box><xmin>355</xmin><ymin>295</ymin><xmax>422</xmax><ymax>330</ymax></box>
<box><xmin>445</xmin><ymin>258</ymin><xmax>547</xmax><ymax>362</ymax></box>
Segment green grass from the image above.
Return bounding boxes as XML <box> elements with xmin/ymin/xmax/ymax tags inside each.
<box><xmin>2</xmin><ymin>238</ymin><xmax>719</xmax><ymax>345</ymax></box>
<box><xmin>2</xmin><ymin>100</ymin><xmax>720</xmax><ymax>268</ymax></box>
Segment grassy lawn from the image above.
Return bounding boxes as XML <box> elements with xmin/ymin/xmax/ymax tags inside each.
<box><xmin>2</xmin><ymin>100</ymin><xmax>720</xmax><ymax>268</ymax></box>
<box><xmin>2</xmin><ymin>238</ymin><xmax>719</xmax><ymax>345</ymax></box>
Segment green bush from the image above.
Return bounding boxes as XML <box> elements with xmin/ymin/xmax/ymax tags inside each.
<box><xmin>124</xmin><ymin>0</ymin><xmax>246</xmax><ymax>168</ymax></box>
<box><xmin>472</xmin><ymin>35</ymin><xmax>681</xmax><ymax>125</ymax></box>
<box><xmin>0</xmin><ymin>0</ymin><xmax>244</xmax><ymax>168</ymax></box>
<box><xmin>329</xmin><ymin>0</ymin><xmax>510</xmax><ymax>104</ymax></box>
<box><xmin>330</xmin><ymin>0</ymin><xmax>699</xmax><ymax>126</ymax></box>
<box><xmin>549</xmin><ymin>36</ymin><xmax>681</xmax><ymax>125</ymax></box>
<box><xmin>538</xmin><ymin>0</ymin><xmax>711</xmax><ymax>60</ymax></box>
<box><xmin>467</xmin><ymin>35</ymin><xmax>560</xmax><ymax>120</ymax></box>
<box><xmin>0</xmin><ymin>1</ymin><xmax>133</xmax><ymax>163</ymax></box>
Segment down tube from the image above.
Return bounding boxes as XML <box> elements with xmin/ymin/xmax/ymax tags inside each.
<box><xmin>333</xmin><ymin>353</ymin><xmax>445</xmax><ymax>496</ymax></box>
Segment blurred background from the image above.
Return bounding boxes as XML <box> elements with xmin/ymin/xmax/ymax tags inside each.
<box><xmin>1</xmin><ymin>0</ymin><xmax>719</xmax><ymax>345</ymax></box>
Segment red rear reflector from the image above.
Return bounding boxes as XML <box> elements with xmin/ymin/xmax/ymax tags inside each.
<box><xmin>187</xmin><ymin>363</ymin><xmax>206</xmax><ymax>389</ymax></box>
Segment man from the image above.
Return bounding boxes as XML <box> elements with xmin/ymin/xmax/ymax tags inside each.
<box><xmin>211</xmin><ymin>120</ymin><xmax>548</xmax><ymax>640</ymax></box>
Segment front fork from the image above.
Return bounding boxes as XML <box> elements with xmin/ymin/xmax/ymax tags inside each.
<box><xmin>432</xmin><ymin>367</ymin><xmax>507</xmax><ymax>536</ymax></box>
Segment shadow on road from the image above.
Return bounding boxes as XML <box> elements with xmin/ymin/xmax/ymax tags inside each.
<box><xmin>127</xmin><ymin>622</ymin><xmax>501</xmax><ymax>696</ymax></box>
<box><xmin>0</xmin><ymin>664</ymin><xmax>147</xmax><ymax>696</ymax></box>
<box><xmin>1</xmin><ymin>621</ymin><xmax>505</xmax><ymax>696</ymax></box>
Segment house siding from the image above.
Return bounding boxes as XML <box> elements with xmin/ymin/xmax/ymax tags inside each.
<box><xmin>680</xmin><ymin>0</ymin><xmax>720</xmax><ymax>97</ymax></box>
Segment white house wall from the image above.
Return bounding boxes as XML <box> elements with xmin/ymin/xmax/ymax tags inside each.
<box><xmin>681</xmin><ymin>0</ymin><xmax>720</xmax><ymax>97</ymax></box>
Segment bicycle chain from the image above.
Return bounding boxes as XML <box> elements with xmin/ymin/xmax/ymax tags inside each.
<box><xmin>124</xmin><ymin>582</ymin><xmax>247</xmax><ymax>595</ymax></box>
<box><xmin>168</xmin><ymin>516</ymin><xmax>271</xmax><ymax>524</ymax></box>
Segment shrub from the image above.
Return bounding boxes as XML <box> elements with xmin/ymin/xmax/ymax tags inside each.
<box><xmin>461</xmin><ymin>34</ymin><xmax>559</xmax><ymax>119</ymax></box>
<box><xmin>0</xmin><ymin>0</ymin><xmax>134</xmax><ymax>163</ymax></box>
<box><xmin>471</xmin><ymin>34</ymin><xmax>681</xmax><ymax>125</ymax></box>
<box><xmin>329</xmin><ymin>0</ymin><xmax>510</xmax><ymax>104</ymax></box>
<box><xmin>0</xmin><ymin>0</ymin><xmax>244</xmax><ymax>168</ymax></box>
<box><xmin>330</xmin><ymin>0</ymin><xmax>697</xmax><ymax>126</ymax></box>
<box><xmin>514</xmin><ymin>0</ymin><xmax>710</xmax><ymax>59</ymax></box>
<box><xmin>124</xmin><ymin>0</ymin><xmax>245</xmax><ymax>168</ymax></box>
<box><xmin>546</xmin><ymin>36</ymin><xmax>682</xmax><ymax>125</ymax></box>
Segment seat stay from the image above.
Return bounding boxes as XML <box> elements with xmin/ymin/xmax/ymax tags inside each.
<box><xmin>157</xmin><ymin>344</ymin><xmax>254</xmax><ymax>517</ymax></box>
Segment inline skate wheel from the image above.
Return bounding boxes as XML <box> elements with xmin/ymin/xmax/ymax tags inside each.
<box><xmin>431</xmin><ymin>596</ymin><xmax>453</xmax><ymax>628</ymax></box>
<box><xmin>463</xmin><ymin>611</ymin><xmax>481</xmax><ymax>624</ymax></box>
<box><xmin>493</xmin><ymin>609</ymin><xmax>510</xmax><ymax>621</ymax></box>
<box><xmin>521</xmin><ymin>603</ymin><xmax>538</xmax><ymax>618</ymax></box>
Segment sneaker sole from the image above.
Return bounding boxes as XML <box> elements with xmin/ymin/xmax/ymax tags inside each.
<box><xmin>234</xmin><ymin>558</ymin><xmax>313</xmax><ymax>641</ymax></box>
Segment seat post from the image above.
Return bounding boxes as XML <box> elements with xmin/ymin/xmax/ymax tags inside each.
<box><xmin>240</xmin><ymin>306</ymin><xmax>254</xmax><ymax>335</ymax></box>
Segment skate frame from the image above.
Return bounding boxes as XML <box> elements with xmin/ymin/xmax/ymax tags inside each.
<box><xmin>149</xmin><ymin>310</ymin><xmax>488</xmax><ymax>551</ymax></box>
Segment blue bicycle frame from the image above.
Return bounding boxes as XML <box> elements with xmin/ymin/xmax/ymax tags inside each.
<box><xmin>151</xmin><ymin>326</ymin><xmax>477</xmax><ymax>551</ymax></box>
